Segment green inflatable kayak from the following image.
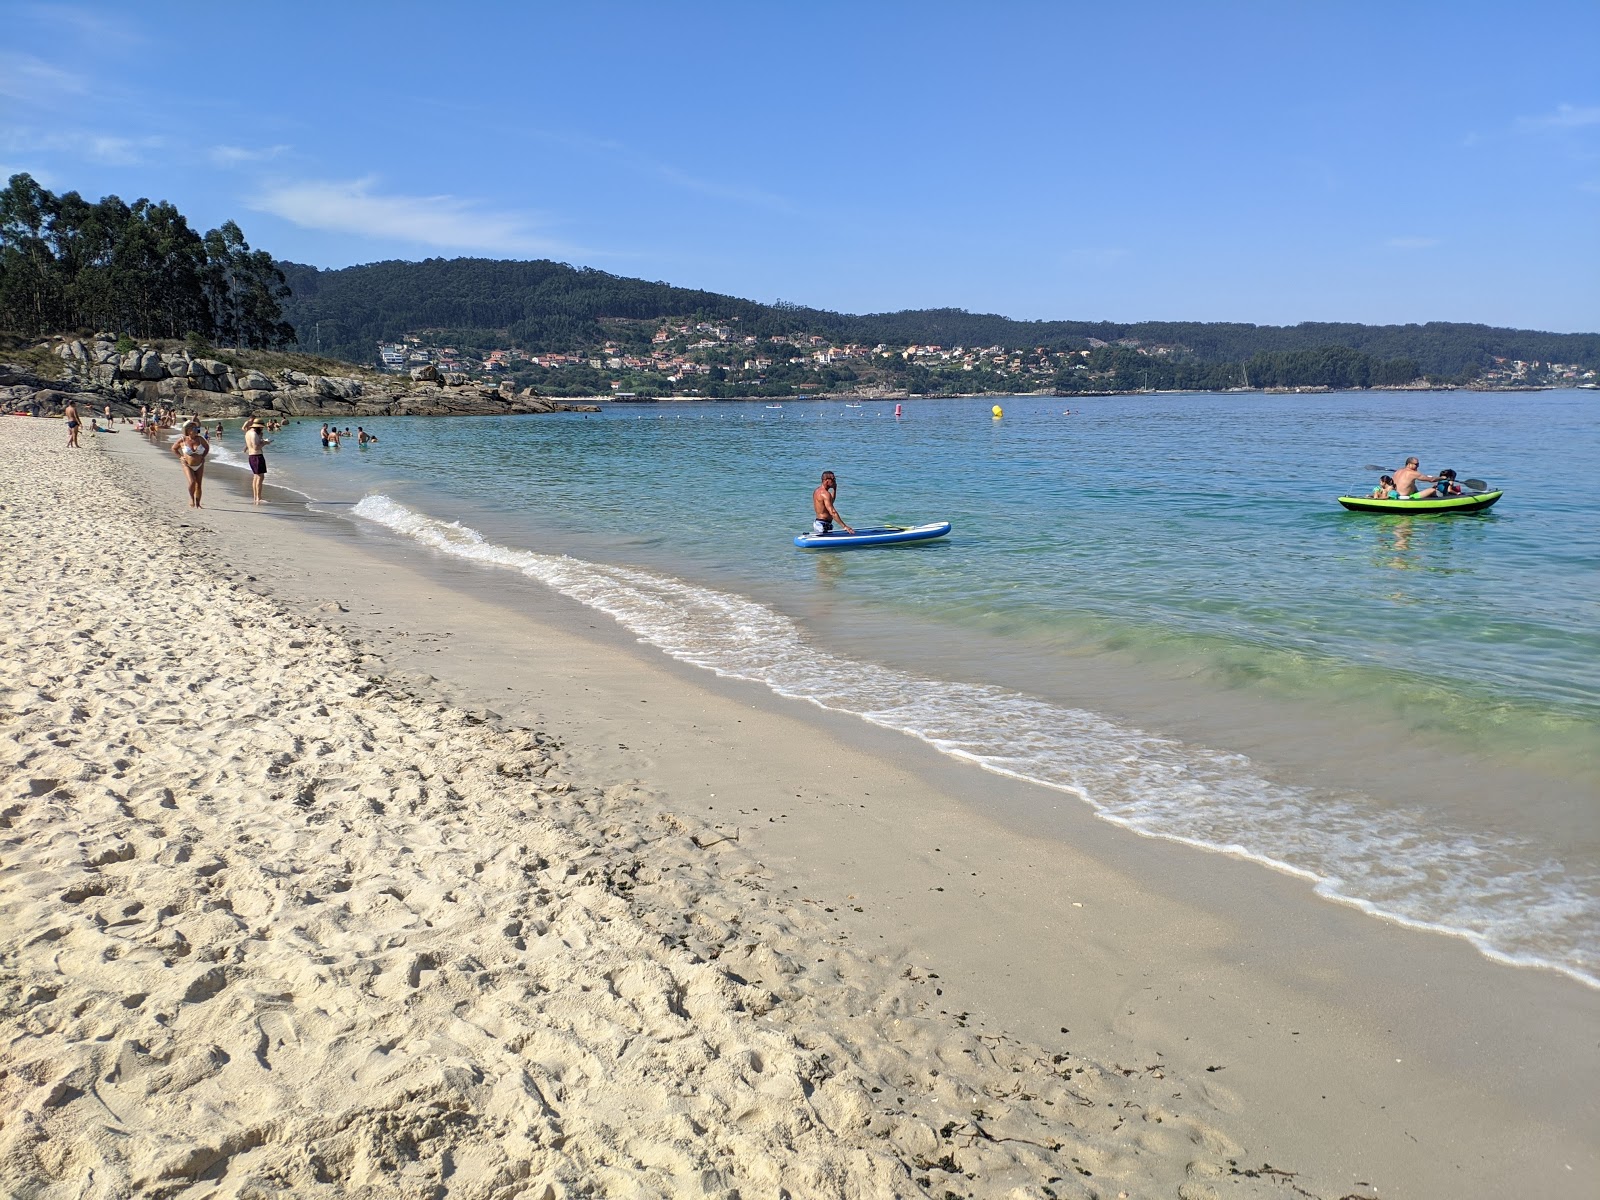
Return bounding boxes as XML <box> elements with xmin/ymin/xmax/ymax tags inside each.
<box><xmin>1337</xmin><ymin>490</ymin><xmax>1503</xmax><ymax>513</ymax></box>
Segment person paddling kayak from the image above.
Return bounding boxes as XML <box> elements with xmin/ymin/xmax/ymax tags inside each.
<box><xmin>812</xmin><ymin>470</ymin><xmax>854</xmax><ymax>536</ymax></box>
<box><xmin>1394</xmin><ymin>456</ymin><xmax>1441</xmax><ymax>499</ymax></box>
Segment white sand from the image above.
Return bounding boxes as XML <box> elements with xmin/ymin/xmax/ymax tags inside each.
<box><xmin>0</xmin><ymin>422</ymin><xmax>1292</xmax><ymax>1198</ymax></box>
<box><xmin>4</xmin><ymin>418</ymin><xmax>1596</xmax><ymax>1200</ymax></box>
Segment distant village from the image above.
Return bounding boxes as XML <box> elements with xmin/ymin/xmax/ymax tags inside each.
<box><xmin>378</xmin><ymin>319</ymin><xmax>1099</xmax><ymax>392</ymax></box>
<box><xmin>1475</xmin><ymin>356</ymin><xmax>1595</xmax><ymax>387</ymax></box>
<box><xmin>376</xmin><ymin>317</ymin><xmax>1597</xmax><ymax>397</ymax></box>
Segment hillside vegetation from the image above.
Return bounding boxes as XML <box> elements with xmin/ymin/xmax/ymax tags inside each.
<box><xmin>277</xmin><ymin>257</ymin><xmax>1600</xmax><ymax>384</ymax></box>
<box><xmin>6</xmin><ymin>174</ymin><xmax>1595</xmax><ymax>399</ymax></box>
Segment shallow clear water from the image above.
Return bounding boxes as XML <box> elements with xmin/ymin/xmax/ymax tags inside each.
<box><xmin>247</xmin><ymin>391</ymin><xmax>1600</xmax><ymax>985</ymax></box>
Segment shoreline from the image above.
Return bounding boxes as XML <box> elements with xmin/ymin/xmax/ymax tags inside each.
<box><xmin>4</xmin><ymin>420</ymin><xmax>1597</xmax><ymax>1197</ymax></box>
<box><xmin>9</xmin><ymin>355</ymin><xmax>1583</xmax><ymax>427</ymax></box>
<box><xmin>121</xmin><ymin>428</ymin><xmax>1600</xmax><ymax>1179</ymax></box>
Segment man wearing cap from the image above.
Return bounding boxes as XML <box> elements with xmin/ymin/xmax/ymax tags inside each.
<box><xmin>244</xmin><ymin>418</ymin><xmax>271</xmax><ymax>505</ymax></box>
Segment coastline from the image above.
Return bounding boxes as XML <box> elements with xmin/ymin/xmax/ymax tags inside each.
<box><xmin>10</xmin><ymin>349</ymin><xmax>1578</xmax><ymax>424</ymax></box>
<box><xmin>3</xmin><ymin>418</ymin><xmax>1596</xmax><ymax>1198</ymax></box>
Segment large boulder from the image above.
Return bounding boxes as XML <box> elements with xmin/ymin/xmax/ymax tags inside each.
<box><xmin>239</xmin><ymin>388</ymin><xmax>277</xmax><ymax>409</ymax></box>
<box><xmin>443</xmin><ymin>372</ymin><xmax>468</xmax><ymax>387</ymax></box>
<box><xmin>409</xmin><ymin>364</ymin><xmax>441</xmax><ymax>383</ymax></box>
<box><xmin>138</xmin><ymin>350</ymin><xmax>168</xmax><ymax>381</ymax></box>
<box><xmin>239</xmin><ymin>369</ymin><xmax>274</xmax><ymax>392</ymax></box>
<box><xmin>310</xmin><ymin>376</ymin><xmax>363</xmax><ymax>399</ymax></box>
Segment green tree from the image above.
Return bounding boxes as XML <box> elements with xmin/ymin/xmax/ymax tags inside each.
<box><xmin>0</xmin><ymin>173</ymin><xmax>60</xmax><ymax>334</ymax></box>
<box><xmin>0</xmin><ymin>173</ymin><xmax>295</xmax><ymax>345</ymax></box>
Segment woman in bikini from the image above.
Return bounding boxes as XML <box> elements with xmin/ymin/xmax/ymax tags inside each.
<box><xmin>173</xmin><ymin>422</ymin><xmax>211</xmax><ymax>508</ymax></box>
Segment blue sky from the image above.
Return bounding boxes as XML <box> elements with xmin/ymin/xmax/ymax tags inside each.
<box><xmin>3</xmin><ymin>0</ymin><xmax>1596</xmax><ymax>331</ymax></box>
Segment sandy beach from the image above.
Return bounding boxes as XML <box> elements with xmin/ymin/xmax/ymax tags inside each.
<box><xmin>2</xmin><ymin>417</ymin><xmax>1596</xmax><ymax>1199</ymax></box>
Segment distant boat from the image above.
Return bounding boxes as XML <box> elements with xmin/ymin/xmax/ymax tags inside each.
<box><xmin>766</xmin><ymin>404</ymin><xmax>783</xmax><ymax>409</ymax></box>
<box><xmin>844</xmin><ymin>402</ymin><xmax>863</xmax><ymax>408</ymax></box>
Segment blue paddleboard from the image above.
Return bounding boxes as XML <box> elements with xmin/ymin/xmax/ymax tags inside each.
<box><xmin>793</xmin><ymin>521</ymin><xmax>952</xmax><ymax>550</ymax></box>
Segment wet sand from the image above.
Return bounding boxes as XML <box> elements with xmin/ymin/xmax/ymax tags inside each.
<box><xmin>2</xmin><ymin>417</ymin><xmax>1595</xmax><ymax>1198</ymax></box>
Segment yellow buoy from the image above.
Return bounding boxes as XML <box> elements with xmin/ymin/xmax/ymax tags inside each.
<box><xmin>991</xmin><ymin>404</ymin><xmax>1003</xmax><ymax>418</ymax></box>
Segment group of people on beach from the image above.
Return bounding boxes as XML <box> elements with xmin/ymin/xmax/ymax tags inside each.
<box><xmin>55</xmin><ymin>399</ymin><xmax>385</xmax><ymax>511</ymax></box>
<box><xmin>71</xmin><ymin>405</ymin><xmax>199</xmax><ymax>440</ymax></box>
<box><xmin>167</xmin><ymin>416</ymin><xmax>275</xmax><ymax>508</ymax></box>
<box><xmin>168</xmin><ymin>417</ymin><xmax>382</xmax><ymax>508</ymax></box>
<box><xmin>1370</xmin><ymin>457</ymin><xmax>1464</xmax><ymax>500</ymax></box>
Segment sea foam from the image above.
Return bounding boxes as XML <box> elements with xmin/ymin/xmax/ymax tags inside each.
<box><xmin>352</xmin><ymin>492</ymin><xmax>1600</xmax><ymax>989</ymax></box>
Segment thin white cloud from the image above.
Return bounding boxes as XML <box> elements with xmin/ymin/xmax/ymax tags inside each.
<box><xmin>0</xmin><ymin>128</ymin><xmax>162</xmax><ymax>166</ymax></box>
<box><xmin>512</xmin><ymin>124</ymin><xmax>794</xmax><ymax>213</ymax></box>
<box><xmin>250</xmin><ymin>177</ymin><xmax>571</xmax><ymax>255</ymax></box>
<box><xmin>0</xmin><ymin>52</ymin><xmax>89</xmax><ymax>102</ymax></box>
<box><xmin>84</xmin><ymin>134</ymin><xmax>163</xmax><ymax>165</ymax></box>
<box><xmin>1519</xmin><ymin>103</ymin><xmax>1600</xmax><ymax>130</ymax></box>
<box><xmin>1386</xmin><ymin>236</ymin><xmax>1439</xmax><ymax>250</ymax></box>
<box><xmin>656</xmin><ymin>164</ymin><xmax>795</xmax><ymax>212</ymax></box>
<box><xmin>21</xmin><ymin>3</ymin><xmax>147</xmax><ymax>43</ymax></box>
<box><xmin>0</xmin><ymin>163</ymin><xmax>57</xmax><ymax>188</ymax></box>
<box><xmin>211</xmin><ymin>144</ymin><xmax>290</xmax><ymax>167</ymax></box>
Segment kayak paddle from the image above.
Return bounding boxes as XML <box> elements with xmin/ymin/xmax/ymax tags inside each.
<box><xmin>1362</xmin><ymin>465</ymin><xmax>1488</xmax><ymax>491</ymax></box>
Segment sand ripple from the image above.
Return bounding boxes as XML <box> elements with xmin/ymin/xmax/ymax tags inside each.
<box><xmin>0</xmin><ymin>422</ymin><xmax>1280</xmax><ymax>1198</ymax></box>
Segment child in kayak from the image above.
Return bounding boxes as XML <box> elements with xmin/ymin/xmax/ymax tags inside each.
<box><xmin>1435</xmin><ymin>469</ymin><xmax>1461</xmax><ymax>496</ymax></box>
<box><xmin>1370</xmin><ymin>475</ymin><xmax>1399</xmax><ymax>499</ymax></box>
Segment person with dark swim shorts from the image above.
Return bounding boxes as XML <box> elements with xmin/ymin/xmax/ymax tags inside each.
<box><xmin>64</xmin><ymin>400</ymin><xmax>81</xmax><ymax>448</ymax></box>
<box><xmin>244</xmin><ymin>417</ymin><xmax>271</xmax><ymax>505</ymax></box>
<box><xmin>811</xmin><ymin>469</ymin><xmax>854</xmax><ymax>536</ymax></box>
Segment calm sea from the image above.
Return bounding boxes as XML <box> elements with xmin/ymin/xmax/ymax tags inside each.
<box><xmin>212</xmin><ymin>390</ymin><xmax>1600</xmax><ymax>987</ymax></box>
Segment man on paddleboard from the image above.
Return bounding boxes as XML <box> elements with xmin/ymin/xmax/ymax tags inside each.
<box><xmin>812</xmin><ymin>470</ymin><xmax>854</xmax><ymax>536</ymax></box>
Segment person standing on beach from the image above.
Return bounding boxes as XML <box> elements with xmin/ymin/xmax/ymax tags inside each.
<box><xmin>244</xmin><ymin>418</ymin><xmax>271</xmax><ymax>505</ymax></box>
<box><xmin>173</xmin><ymin>422</ymin><xmax>210</xmax><ymax>508</ymax></box>
<box><xmin>63</xmin><ymin>400</ymin><xmax>81</xmax><ymax>448</ymax></box>
<box><xmin>812</xmin><ymin>470</ymin><xmax>854</xmax><ymax>536</ymax></box>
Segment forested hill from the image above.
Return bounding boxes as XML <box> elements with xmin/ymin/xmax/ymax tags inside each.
<box><xmin>276</xmin><ymin>257</ymin><xmax>1599</xmax><ymax>377</ymax></box>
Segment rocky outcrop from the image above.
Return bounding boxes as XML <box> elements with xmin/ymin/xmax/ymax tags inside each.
<box><xmin>18</xmin><ymin>335</ymin><xmax>602</xmax><ymax>419</ymax></box>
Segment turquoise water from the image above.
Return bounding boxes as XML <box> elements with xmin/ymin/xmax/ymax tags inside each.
<box><xmin>229</xmin><ymin>391</ymin><xmax>1600</xmax><ymax>985</ymax></box>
